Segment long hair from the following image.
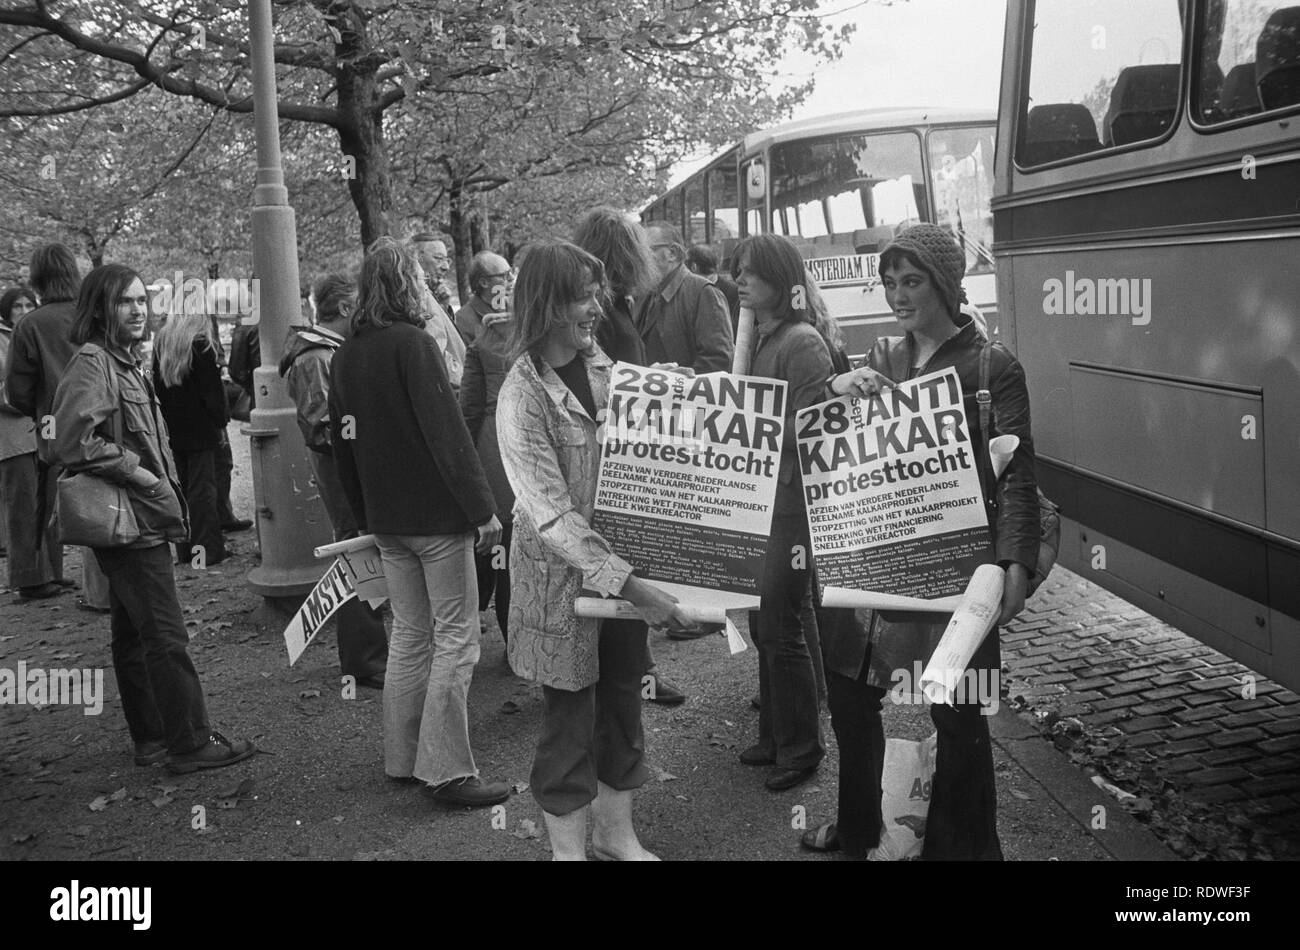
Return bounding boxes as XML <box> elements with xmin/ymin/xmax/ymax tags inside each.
<box><xmin>70</xmin><ymin>263</ymin><xmax>145</xmax><ymax>347</ymax></box>
<box><xmin>572</xmin><ymin>207</ymin><xmax>656</xmax><ymax>300</ymax></box>
<box><xmin>730</xmin><ymin>234</ymin><xmax>814</xmax><ymax>327</ymax></box>
<box><xmin>354</xmin><ymin>236</ymin><xmax>426</xmax><ymax>332</ymax></box>
<box><xmin>311</xmin><ymin>273</ymin><xmax>356</xmax><ymax>325</ymax></box>
<box><xmin>155</xmin><ymin>303</ymin><xmax>218</xmax><ymax>387</ymax></box>
<box><xmin>509</xmin><ymin>241</ymin><xmax>606</xmax><ymax>364</ymax></box>
<box><xmin>29</xmin><ymin>243</ymin><xmax>81</xmax><ymax>303</ymax></box>
<box><xmin>0</xmin><ymin>287</ymin><xmax>37</xmax><ymax>326</ymax></box>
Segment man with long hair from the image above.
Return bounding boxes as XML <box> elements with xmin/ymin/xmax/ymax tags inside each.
<box><xmin>50</xmin><ymin>263</ymin><xmax>254</xmax><ymax>773</ymax></box>
<box><xmin>4</xmin><ymin>243</ymin><xmax>84</xmax><ymax>601</ymax></box>
<box><xmin>329</xmin><ymin>237</ymin><xmax>507</xmax><ymax>807</ymax></box>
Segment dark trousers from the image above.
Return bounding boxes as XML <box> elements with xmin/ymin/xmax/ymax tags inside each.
<box><xmin>532</xmin><ymin>618</ymin><xmax>650</xmax><ymax>815</ymax></box>
<box><xmin>0</xmin><ymin>453</ymin><xmax>62</xmax><ymax>588</ymax></box>
<box><xmin>173</xmin><ymin>448</ymin><xmax>225</xmax><ymax>565</ymax></box>
<box><xmin>827</xmin><ymin>655</ymin><xmax>1003</xmax><ymax>860</ymax></box>
<box><xmin>215</xmin><ymin>429</ymin><xmax>235</xmax><ymax>524</ymax></box>
<box><xmin>309</xmin><ymin>451</ymin><xmax>387</xmax><ymax>678</ymax></box>
<box><xmin>749</xmin><ymin>509</ymin><xmax>823</xmax><ymax>770</ymax></box>
<box><xmin>474</xmin><ymin>520</ymin><xmax>511</xmax><ymax>642</ymax></box>
<box><xmin>94</xmin><ymin>543</ymin><xmax>211</xmax><ymax>754</ymax></box>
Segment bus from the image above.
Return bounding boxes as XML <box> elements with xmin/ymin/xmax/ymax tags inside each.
<box><xmin>642</xmin><ymin>108</ymin><xmax>997</xmax><ymax>358</ymax></box>
<box><xmin>994</xmin><ymin>0</ymin><xmax>1300</xmax><ymax>691</ymax></box>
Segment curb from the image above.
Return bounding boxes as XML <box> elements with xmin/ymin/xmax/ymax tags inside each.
<box><xmin>988</xmin><ymin>704</ymin><xmax>1180</xmax><ymax>861</ymax></box>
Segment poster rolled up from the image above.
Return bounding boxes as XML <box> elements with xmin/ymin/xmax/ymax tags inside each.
<box><xmin>918</xmin><ymin>564</ymin><xmax>1005</xmax><ymax>705</ymax></box>
<box><xmin>731</xmin><ymin>306</ymin><xmax>755</xmax><ymax>375</ymax></box>
<box><xmin>315</xmin><ymin>534</ymin><xmax>380</xmax><ymax>559</ymax></box>
<box><xmin>575</xmin><ymin>597</ymin><xmax>726</xmax><ymax>625</ymax></box>
<box><xmin>988</xmin><ymin>435</ymin><xmax>1019</xmax><ymax>480</ymax></box>
<box><xmin>574</xmin><ymin>598</ymin><xmax>746</xmax><ymax>655</ymax></box>
<box><xmin>820</xmin><ymin>585</ymin><xmax>964</xmax><ymax>614</ymax></box>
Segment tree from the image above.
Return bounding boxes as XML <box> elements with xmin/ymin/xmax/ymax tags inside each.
<box><xmin>0</xmin><ymin>0</ymin><xmax>854</xmax><ymax>269</ymax></box>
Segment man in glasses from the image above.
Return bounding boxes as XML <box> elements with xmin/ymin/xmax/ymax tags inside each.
<box><xmin>638</xmin><ymin>223</ymin><xmax>733</xmax><ymax>374</ymax></box>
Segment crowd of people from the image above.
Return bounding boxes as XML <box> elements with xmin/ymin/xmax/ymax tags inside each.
<box><xmin>0</xmin><ymin>214</ymin><xmax>1039</xmax><ymax>860</ymax></box>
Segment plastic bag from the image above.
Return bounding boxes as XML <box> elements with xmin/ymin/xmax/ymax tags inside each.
<box><xmin>868</xmin><ymin>733</ymin><xmax>938</xmax><ymax>861</ymax></box>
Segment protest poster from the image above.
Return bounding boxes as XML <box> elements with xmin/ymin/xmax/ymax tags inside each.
<box><xmin>592</xmin><ymin>362</ymin><xmax>786</xmax><ymax>612</ymax></box>
<box><xmin>283</xmin><ymin>537</ymin><xmax>389</xmax><ymax>666</ymax></box>
<box><xmin>796</xmin><ymin>366</ymin><xmax>990</xmax><ymax>611</ymax></box>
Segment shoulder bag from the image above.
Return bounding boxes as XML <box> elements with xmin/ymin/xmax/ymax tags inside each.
<box><xmin>56</xmin><ymin>356</ymin><xmax>143</xmax><ymax>548</ymax></box>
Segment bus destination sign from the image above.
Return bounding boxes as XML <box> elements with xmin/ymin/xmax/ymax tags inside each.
<box><xmin>806</xmin><ymin>253</ymin><xmax>882</xmax><ymax>289</ymax></box>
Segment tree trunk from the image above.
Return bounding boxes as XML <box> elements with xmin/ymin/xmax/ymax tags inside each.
<box><xmin>333</xmin><ymin>8</ymin><xmax>391</xmax><ymax>247</ymax></box>
<box><xmin>447</xmin><ymin>178</ymin><xmax>473</xmax><ymax>304</ymax></box>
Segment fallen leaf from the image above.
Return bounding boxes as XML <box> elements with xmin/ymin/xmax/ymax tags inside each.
<box><xmin>510</xmin><ymin>781</ymin><xmax>529</xmax><ymax>795</ymax></box>
<box><xmin>333</xmin><ymin>815</ymin><xmax>345</xmax><ymax>823</ymax></box>
<box><xmin>71</xmin><ymin>825</ymin><xmax>92</xmax><ymax>837</ymax></box>
<box><xmin>216</xmin><ymin>777</ymin><xmax>255</xmax><ymax>800</ymax></box>
<box><xmin>1009</xmin><ymin>788</ymin><xmax>1033</xmax><ymax>801</ymax></box>
<box><xmin>510</xmin><ymin>819</ymin><xmax>541</xmax><ymax>840</ymax></box>
<box><xmin>11</xmin><ymin>833</ymin><xmax>35</xmax><ymax>844</ymax></box>
<box><xmin>299</xmin><ymin>689</ymin><xmax>321</xmax><ymax>699</ymax></box>
<box><xmin>216</xmin><ymin>798</ymin><xmax>239</xmax><ymax>810</ymax></box>
<box><xmin>654</xmin><ymin>768</ymin><xmax>677</xmax><ymax>782</ymax></box>
<box><xmin>88</xmin><ymin>797</ymin><xmax>109</xmax><ymax>812</ymax></box>
<box><xmin>108</xmin><ymin>787</ymin><xmax>127</xmax><ymax>803</ymax></box>
<box><xmin>151</xmin><ymin>795</ymin><xmax>174</xmax><ymax>808</ymax></box>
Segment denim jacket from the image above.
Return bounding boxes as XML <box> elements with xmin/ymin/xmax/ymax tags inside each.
<box><xmin>51</xmin><ymin>341</ymin><xmax>189</xmax><ymax>548</ymax></box>
<box><xmin>496</xmin><ymin>346</ymin><xmax>633</xmax><ymax>690</ymax></box>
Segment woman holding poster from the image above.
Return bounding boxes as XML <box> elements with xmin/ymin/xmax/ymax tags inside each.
<box><xmin>732</xmin><ymin>234</ymin><xmax>834</xmax><ymax>792</ymax></box>
<box><xmin>497</xmin><ymin>240</ymin><xmax>694</xmax><ymax>860</ymax></box>
<box><xmin>805</xmin><ymin>223</ymin><xmax>1040</xmax><ymax>860</ymax></box>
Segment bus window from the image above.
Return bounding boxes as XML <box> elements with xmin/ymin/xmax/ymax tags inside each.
<box><xmin>1195</xmin><ymin>0</ymin><xmax>1300</xmax><ymax>124</ymax></box>
<box><xmin>708</xmin><ymin>165</ymin><xmax>739</xmax><ymax>241</ymax></box>
<box><xmin>741</xmin><ymin>158</ymin><xmax>766</xmax><ymax>235</ymax></box>
<box><xmin>686</xmin><ymin>179</ymin><xmax>707</xmax><ymax>245</ymax></box>
<box><xmin>770</xmin><ymin>131</ymin><xmax>925</xmax><ymax>245</ymax></box>
<box><xmin>1016</xmin><ymin>0</ymin><xmax>1183</xmax><ymax>167</ymax></box>
<box><xmin>928</xmin><ymin>126</ymin><xmax>996</xmax><ymax>275</ymax></box>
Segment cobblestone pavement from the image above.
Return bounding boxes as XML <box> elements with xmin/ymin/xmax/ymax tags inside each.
<box><xmin>1001</xmin><ymin>567</ymin><xmax>1300</xmax><ymax>859</ymax></box>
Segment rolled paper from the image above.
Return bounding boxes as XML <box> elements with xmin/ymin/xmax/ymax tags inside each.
<box><xmin>918</xmin><ymin>564</ymin><xmax>1005</xmax><ymax>706</ymax></box>
<box><xmin>314</xmin><ymin>534</ymin><xmax>380</xmax><ymax>559</ymax></box>
<box><xmin>820</xmin><ymin>585</ymin><xmax>964</xmax><ymax>614</ymax></box>
<box><xmin>731</xmin><ymin>306</ymin><xmax>756</xmax><ymax>375</ymax></box>
<box><xmin>988</xmin><ymin>434</ymin><xmax>1020</xmax><ymax>480</ymax></box>
<box><xmin>724</xmin><ymin>618</ymin><xmax>748</xmax><ymax>656</ymax></box>
<box><xmin>574</xmin><ymin>597</ymin><xmax>726</xmax><ymax>626</ymax></box>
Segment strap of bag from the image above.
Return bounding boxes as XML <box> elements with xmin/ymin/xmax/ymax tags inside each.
<box><xmin>976</xmin><ymin>342</ymin><xmax>997</xmax><ymax>508</ymax></box>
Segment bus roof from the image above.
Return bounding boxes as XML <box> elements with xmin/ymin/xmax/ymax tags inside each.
<box><xmin>742</xmin><ymin>106</ymin><xmax>995</xmax><ymax>154</ymax></box>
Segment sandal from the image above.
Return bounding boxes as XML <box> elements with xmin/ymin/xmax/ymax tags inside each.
<box><xmin>801</xmin><ymin>822</ymin><xmax>841</xmax><ymax>853</ymax></box>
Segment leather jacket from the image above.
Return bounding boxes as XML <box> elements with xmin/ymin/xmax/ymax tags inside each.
<box><xmin>864</xmin><ymin>315</ymin><xmax>1040</xmax><ymax>574</ymax></box>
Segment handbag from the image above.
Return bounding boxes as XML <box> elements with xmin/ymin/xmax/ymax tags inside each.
<box><xmin>56</xmin><ymin>357</ymin><xmax>142</xmax><ymax>549</ymax></box>
<box><xmin>977</xmin><ymin>343</ymin><xmax>1060</xmax><ymax>597</ymax></box>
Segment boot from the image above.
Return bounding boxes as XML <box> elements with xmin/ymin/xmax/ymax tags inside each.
<box><xmin>542</xmin><ymin>805</ymin><xmax>589</xmax><ymax>861</ymax></box>
<box><xmin>590</xmin><ymin>781</ymin><xmax>660</xmax><ymax>861</ymax></box>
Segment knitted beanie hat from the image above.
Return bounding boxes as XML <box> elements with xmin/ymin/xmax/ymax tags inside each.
<box><xmin>881</xmin><ymin>224</ymin><xmax>967</xmax><ymax>318</ymax></box>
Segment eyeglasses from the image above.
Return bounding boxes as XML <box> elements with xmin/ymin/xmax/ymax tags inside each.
<box><xmin>649</xmin><ymin>243</ymin><xmax>675</xmax><ymax>252</ymax></box>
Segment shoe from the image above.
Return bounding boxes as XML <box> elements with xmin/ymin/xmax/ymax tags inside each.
<box><xmin>423</xmin><ymin>776</ymin><xmax>510</xmax><ymax>807</ymax></box>
<box><xmin>133</xmin><ymin>741</ymin><xmax>167</xmax><ymax>766</ymax></box>
<box><xmin>644</xmin><ymin>674</ymin><xmax>686</xmax><ymax>706</ymax></box>
<box><xmin>765</xmin><ymin>765</ymin><xmax>817</xmax><ymax>792</ymax></box>
<box><xmin>354</xmin><ymin>673</ymin><xmax>385</xmax><ymax>690</ymax></box>
<box><xmin>386</xmin><ymin>774</ymin><xmax>423</xmax><ymax>786</ymax></box>
<box><xmin>18</xmin><ymin>582</ymin><xmax>63</xmax><ymax>601</ymax></box>
<box><xmin>801</xmin><ymin>822</ymin><xmax>841</xmax><ymax>853</ymax></box>
<box><xmin>667</xmin><ymin>621</ymin><xmax>722</xmax><ymax>641</ymax></box>
<box><xmin>221</xmin><ymin>518</ymin><xmax>253</xmax><ymax>532</ymax></box>
<box><xmin>739</xmin><ymin>744</ymin><xmax>776</xmax><ymax>767</ymax></box>
<box><xmin>166</xmin><ymin>732</ymin><xmax>256</xmax><ymax>774</ymax></box>
<box><xmin>76</xmin><ymin>599</ymin><xmax>111</xmax><ymax>614</ymax></box>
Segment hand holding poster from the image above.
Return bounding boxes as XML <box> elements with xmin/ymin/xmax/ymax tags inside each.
<box><xmin>591</xmin><ymin>362</ymin><xmax>785</xmax><ymax>613</ymax></box>
<box><xmin>798</xmin><ymin>366</ymin><xmax>990</xmax><ymax>611</ymax></box>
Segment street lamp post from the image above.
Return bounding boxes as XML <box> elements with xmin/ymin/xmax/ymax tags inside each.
<box><xmin>242</xmin><ymin>0</ymin><xmax>333</xmax><ymax>598</ymax></box>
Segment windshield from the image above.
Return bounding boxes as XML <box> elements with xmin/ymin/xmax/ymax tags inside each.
<box><xmin>769</xmin><ymin>131</ymin><xmax>926</xmax><ymax>249</ymax></box>
<box><xmin>928</xmin><ymin>125</ymin><xmax>996</xmax><ymax>275</ymax></box>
